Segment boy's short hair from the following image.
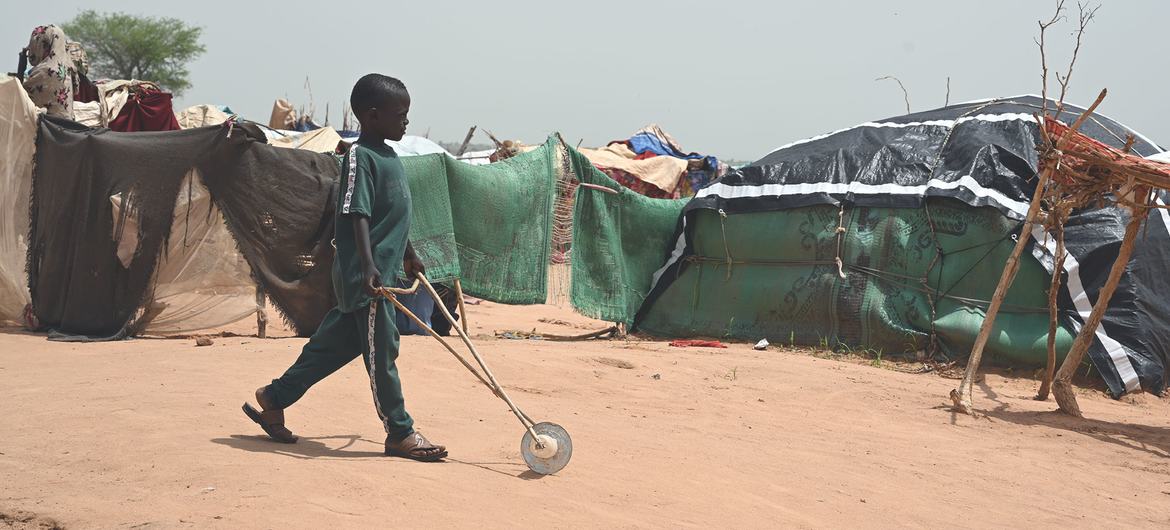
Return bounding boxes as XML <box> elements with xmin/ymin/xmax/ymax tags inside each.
<box><xmin>350</xmin><ymin>74</ymin><xmax>407</xmax><ymax>115</ymax></box>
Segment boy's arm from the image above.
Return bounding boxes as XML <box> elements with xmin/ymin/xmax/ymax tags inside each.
<box><xmin>403</xmin><ymin>240</ymin><xmax>426</xmax><ymax>279</ymax></box>
<box><xmin>354</xmin><ymin>217</ymin><xmax>381</xmax><ymax>296</ymax></box>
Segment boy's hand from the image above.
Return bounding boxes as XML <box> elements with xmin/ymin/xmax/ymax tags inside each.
<box><xmin>363</xmin><ymin>263</ymin><xmax>383</xmax><ymax>296</ymax></box>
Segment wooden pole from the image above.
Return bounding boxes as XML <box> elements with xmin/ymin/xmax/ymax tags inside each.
<box><xmin>1037</xmin><ymin>224</ymin><xmax>1065</xmax><ymax>401</ymax></box>
<box><xmin>949</xmin><ymin>172</ymin><xmax>1050</xmax><ymax>415</ymax></box>
<box><xmin>1051</xmin><ymin>207</ymin><xmax>1145</xmax><ymax>416</ymax></box>
<box><xmin>256</xmin><ymin>287</ymin><xmax>267</xmax><ymax>339</ymax></box>
<box><xmin>949</xmin><ymin>89</ymin><xmax>1107</xmax><ymax>415</ymax></box>
<box><xmin>483</xmin><ymin>128</ymin><xmax>504</xmax><ymax>149</ymax></box>
<box><xmin>454</xmin><ymin>278</ymin><xmax>468</xmax><ymax>335</ymax></box>
<box><xmin>456</xmin><ymin>126</ymin><xmax>477</xmax><ymax>157</ymax></box>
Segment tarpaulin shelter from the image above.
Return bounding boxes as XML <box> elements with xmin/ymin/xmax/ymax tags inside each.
<box><xmin>635</xmin><ymin>95</ymin><xmax>1169</xmax><ymax>398</ymax></box>
<box><xmin>2</xmin><ymin>78</ymin><xmax>262</xmax><ymax>333</ymax></box>
<box><xmin>30</xmin><ymin>117</ymin><xmax>339</xmax><ymax>338</ymax></box>
<box><xmin>27</xmin><ymin>111</ymin><xmax>682</xmax><ymax>339</ymax></box>
<box><xmin>0</xmin><ymin>77</ymin><xmax>37</xmax><ymax>325</ymax></box>
<box><xmin>176</xmin><ymin>104</ymin><xmax>232</xmax><ymax>129</ymax></box>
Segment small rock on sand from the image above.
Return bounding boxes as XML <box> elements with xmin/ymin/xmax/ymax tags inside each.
<box><xmin>195</xmin><ymin>337</ymin><xmax>214</xmax><ymax>347</ymax></box>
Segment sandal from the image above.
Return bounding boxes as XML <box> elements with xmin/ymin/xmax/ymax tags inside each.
<box><xmin>385</xmin><ymin>431</ymin><xmax>447</xmax><ymax>461</ymax></box>
<box><xmin>242</xmin><ymin>386</ymin><xmax>298</xmax><ymax>444</ymax></box>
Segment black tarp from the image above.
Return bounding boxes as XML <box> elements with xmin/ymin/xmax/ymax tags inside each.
<box><xmin>30</xmin><ymin>116</ymin><xmax>339</xmax><ymax>338</ymax></box>
<box><xmin>638</xmin><ymin>95</ymin><xmax>1169</xmax><ymax>398</ymax></box>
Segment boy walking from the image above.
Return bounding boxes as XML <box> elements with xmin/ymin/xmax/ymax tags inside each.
<box><xmin>243</xmin><ymin>74</ymin><xmax>447</xmax><ymax>461</ymax></box>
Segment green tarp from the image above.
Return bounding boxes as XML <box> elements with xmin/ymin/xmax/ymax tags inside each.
<box><xmin>400</xmin><ymin>136</ymin><xmax>686</xmax><ymax>317</ymax></box>
<box><xmin>400</xmin><ymin>137</ymin><xmax>1065</xmax><ymax>366</ymax></box>
<box><xmin>636</xmin><ymin>200</ymin><xmax>1074</xmax><ymax>365</ymax></box>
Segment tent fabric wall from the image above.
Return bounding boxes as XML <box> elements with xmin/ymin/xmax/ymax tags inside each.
<box><xmin>268</xmin><ymin>127</ymin><xmax>342</xmax><ymax>152</ymax></box>
<box><xmin>636</xmin><ymin>95</ymin><xmax>1169</xmax><ymax>398</ymax></box>
<box><xmin>566</xmin><ymin>147</ymin><xmax>688</xmax><ymax>324</ymax></box>
<box><xmin>138</xmin><ymin>172</ymin><xmax>261</xmax><ymax>334</ymax></box>
<box><xmin>636</xmin><ymin>200</ymin><xmax>1074</xmax><ymax>365</ymax></box>
<box><xmin>31</xmin><ymin>117</ymin><xmax>338</xmax><ymax>338</ymax></box>
<box><xmin>176</xmin><ymin>105</ymin><xmax>231</xmax><ymax>129</ymax></box>
<box><xmin>396</xmin><ymin>140</ymin><xmax>557</xmax><ymax>304</ymax></box>
<box><xmin>0</xmin><ymin>77</ymin><xmax>38</xmax><ymax>325</ymax></box>
<box><xmin>27</xmin><ymin>121</ymin><xmax>684</xmax><ymax>338</ymax></box>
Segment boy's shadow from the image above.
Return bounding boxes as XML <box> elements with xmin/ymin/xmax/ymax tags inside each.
<box><xmin>213</xmin><ymin>435</ymin><xmax>551</xmax><ymax>479</ymax></box>
<box><xmin>211</xmin><ymin>434</ymin><xmax>384</xmax><ymax>459</ymax></box>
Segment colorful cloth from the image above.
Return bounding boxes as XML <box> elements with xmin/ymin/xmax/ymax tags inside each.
<box><xmin>579</xmin><ymin>142</ymin><xmax>689</xmax><ymax>195</ymax></box>
<box><xmin>23</xmin><ymin>25</ymin><xmax>75</xmax><ymax>119</ymax></box>
<box><xmin>598</xmin><ymin>167</ymin><xmax>680</xmax><ymax>199</ymax></box>
<box><xmin>626</xmin><ymin>124</ymin><xmax>720</xmax><ymax>186</ymax></box>
<box><xmin>108</xmin><ymin>88</ymin><xmax>182</xmax><ymax>132</ymax></box>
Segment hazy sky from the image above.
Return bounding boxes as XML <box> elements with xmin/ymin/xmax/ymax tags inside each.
<box><xmin>5</xmin><ymin>1</ymin><xmax>1168</xmax><ymax>160</ymax></box>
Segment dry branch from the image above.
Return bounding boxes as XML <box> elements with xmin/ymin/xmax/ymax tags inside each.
<box><xmin>1036</xmin><ymin>0</ymin><xmax>1066</xmax><ymax>116</ymax></box>
<box><xmin>1055</xmin><ymin>3</ymin><xmax>1100</xmax><ymax>116</ymax></box>
<box><xmin>876</xmin><ymin>75</ymin><xmax>911</xmax><ymax>114</ymax></box>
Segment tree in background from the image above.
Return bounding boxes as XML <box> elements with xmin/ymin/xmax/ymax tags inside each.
<box><xmin>61</xmin><ymin>10</ymin><xmax>205</xmax><ymax>96</ymax></box>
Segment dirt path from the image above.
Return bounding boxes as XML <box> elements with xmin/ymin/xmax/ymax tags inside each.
<box><xmin>2</xmin><ymin>302</ymin><xmax>1168</xmax><ymax>528</ymax></box>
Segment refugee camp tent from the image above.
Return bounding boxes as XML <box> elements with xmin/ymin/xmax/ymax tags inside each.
<box><xmin>0</xmin><ymin>77</ymin><xmax>37</xmax><ymax>326</ymax></box>
<box><xmin>0</xmin><ymin>78</ymin><xmax>260</xmax><ymax>332</ymax></box>
<box><xmin>267</xmin><ymin>127</ymin><xmax>343</xmax><ymax>152</ymax></box>
<box><xmin>635</xmin><ymin>95</ymin><xmax>1169</xmax><ymax>399</ymax></box>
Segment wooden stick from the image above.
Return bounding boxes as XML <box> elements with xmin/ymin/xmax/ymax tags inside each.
<box><xmin>416</xmin><ymin>273</ymin><xmax>541</xmax><ymax>437</ymax></box>
<box><xmin>456</xmin><ymin>126</ymin><xmax>477</xmax><ymax>157</ymax></box>
<box><xmin>579</xmin><ymin>182</ymin><xmax>619</xmax><ymax>195</ymax></box>
<box><xmin>483</xmin><ymin>128</ymin><xmax>504</xmax><ymax>149</ymax></box>
<box><xmin>949</xmin><ymin>169</ymin><xmax>1050</xmax><ymax>414</ymax></box>
<box><xmin>541</xmin><ymin>326</ymin><xmax>618</xmax><ymax>342</ymax></box>
<box><xmin>1052</xmin><ymin>207</ymin><xmax>1145</xmax><ymax>417</ymax></box>
<box><xmin>380</xmin><ymin>284</ymin><xmax>534</xmax><ymax>427</ymax></box>
<box><xmin>454</xmin><ymin>278</ymin><xmax>468</xmax><ymax>335</ymax></box>
<box><xmin>255</xmin><ymin>287</ymin><xmax>267</xmax><ymax>339</ymax></box>
<box><xmin>383</xmin><ymin>292</ymin><xmax>495</xmax><ymax>394</ymax></box>
<box><xmin>1037</xmin><ymin>222</ymin><xmax>1065</xmax><ymax>401</ymax></box>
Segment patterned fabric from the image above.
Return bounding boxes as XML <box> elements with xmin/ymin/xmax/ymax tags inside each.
<box><xmin>599</xmin><ymin>167</ymin><xmax>681</xmax><ymax>199</ymax></box>
<box><xmin>23</xmin><ymin>25</ymin><xmax>75</xmax><ymax>119</ymax></box>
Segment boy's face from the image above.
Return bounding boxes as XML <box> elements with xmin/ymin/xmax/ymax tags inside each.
<box><xmin>365</xmin><ymin>92</ymin><xmax>411</xmax><ymax>141</ymax></box>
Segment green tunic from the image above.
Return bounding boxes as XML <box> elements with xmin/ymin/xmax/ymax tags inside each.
<box><xmin>267</xmin><ymin>138</ymin><xmax>416</xmax><ymax>438</ymax></box>
<box><xmin>332</xmin><ymin>138</ymin><xmax>412</xmax><ymax>313</ymax></box>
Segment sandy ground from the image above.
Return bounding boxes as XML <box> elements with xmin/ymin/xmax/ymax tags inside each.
<box><xmin>2</xmin><ymin>301</ymin><xmax>1169</xmax><ymax>529</ymax></box>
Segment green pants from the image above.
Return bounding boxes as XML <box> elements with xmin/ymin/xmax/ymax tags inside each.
<box><xmin>269</xmin><ymin>299</ymin><xmax>414</xmax><ymax>438</ymax></box>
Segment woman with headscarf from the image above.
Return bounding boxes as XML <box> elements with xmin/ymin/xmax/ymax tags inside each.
<box><xmin>21</xmin><ymin>25</ymin><xmax>76</xmax><ymax>120</ymax></box>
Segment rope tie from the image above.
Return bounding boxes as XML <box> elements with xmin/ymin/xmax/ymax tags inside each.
<box><xmin>834</xmin><ymin>204</ymin><xmax>847</xmax><ymax>279</ymax></box>
<box><xmin>718</xmin><ymin>209</ymin><xmax>733</xmax><ymax>280</ymax></box>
